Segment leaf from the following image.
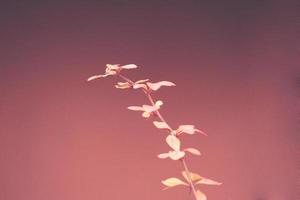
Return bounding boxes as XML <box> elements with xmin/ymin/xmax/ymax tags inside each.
<box><xmin>121</xmin><ymin>64</ymin><xmax>138</xmax><ymax>69</ymax></box>
<box><xmin>142</xmin><ymin>105</ymin><xmax>158</xmax><ymax>113</ymax></box>
<box><xmin>142</xmin><ymin>111</ymin><xmax>151</xmax><ymax>118</ymax></box>
<box><xmin>195</xmin><ymin>177</ymin><xmax>222</xmax><ymax>186</ymax></box>
<box><xmin>195</xmin><ymin>128</ymin><xmax>208</xmax><ymax>136</ymax></box>
<box><xmin>153</xmin><ymin>121</ymin><xmax>171</xmax><ymax>130</ymax></box>
<box><xmin>161</xmin><ymin>177</ymin><xmax>188</xmax><ymax>188</ymax></box>
<box><xmin>106</xmin><ymin>70</ymin><xmax>117</xmax><ymax>75</ymax></box>
<box><xmin>177</xmin><ymin>125</ymin><xmax>203</xmax><ymax>135</ymax></box>
<box><xmin>87</xmin><ymin>74</ymin><xmax>108</xmax><ymax>81</ymax></box>
<box><xmin>155</xmin><ymin>100</ymin><xmax>163</xmax><ymax>107</ymax></box>
<box><xmin>195</xmin><ymin>190</ymin><xmax>207</xmax><ymax>200</ymax></box>
<box><xmin>115</xmin><ymin>82</ymin><xmax>131</xmax><ymax>89</ymax></box>
<box><xmin>168</xmin><ymin>151</ymin><xmax>185</xmax><ymax>160</ymax></box>
<box><xmin>166</xmin><ymin>135</ymin><xmax>180</xmax><ymax>151</ymax></box>
<box><xmin>157</xmin><ymin>153</ymin><xmax>169</xmax><ymax>159</ymax></box>
<box><xmin>135</xmin><ymin>79</ymin><xmax>149</xmax><ymax>84</ymax></box>
<box><xmin>106</xmin><ymin>64</ymin><xmax>120</xmax><ymax>70</ymax></box>
<box><xmin>184</xmin><ymin>148</ymin><xmax>201</xmax><ymax>156</ymax></box>
<box><xmin>159</xmin><ymin>81</ymin><xmax>176</xmax><ymax>86</ymax></box>
<box><xmin>181</xmin><ymin>171</ymin><xmax>202</xmax><ymax>182</ymax></box>
<box><xmin>127</xmin><ymin>106</ymin><xmax>144</xmax><ymax>111</ymax></box>
<box><xmin>133</xmin><ymin>83</ymin><xmax>147</xmax><ymax>90</ymax></box>
<box><xmin>147</xmin><ymin>81</ymin><xmax>176</xmax><ymax>91</ymax></box>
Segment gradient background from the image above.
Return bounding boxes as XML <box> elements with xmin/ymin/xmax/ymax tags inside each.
<box><xmin>0</xmin><ymin>1</ymin><xmax>299</xmax><ymax>200</ymax></box>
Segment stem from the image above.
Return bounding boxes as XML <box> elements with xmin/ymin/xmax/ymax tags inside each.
<box><xmin>145</xmin><ymin>93</ymin><xmax>168</xmax><ymax>125</ymax></box>
<box><xmin>118</xmin><ymin>74</ymin><xmax>198</xmax><ymax>200</ymax></box>
<box><xmin>182</xmin><ymin>159</ymin><xmax>198</xmax><ymax>199</ymax></box>
<box><xmin>118</xmin><ymin>74</ymin><xmax>134</xmax><ymax>85</ymax></box>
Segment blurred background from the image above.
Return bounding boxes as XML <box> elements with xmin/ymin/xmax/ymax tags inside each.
<box><xmin>0</xmin><ymin>1</ymin><xmax>299</xmax><ymax>199</ymax></box>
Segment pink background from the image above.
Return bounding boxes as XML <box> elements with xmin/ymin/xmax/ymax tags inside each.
<box><xmin>0</xmin><ymin>1</ymin><xmax>299</xmax><ymax>200</ymax></box>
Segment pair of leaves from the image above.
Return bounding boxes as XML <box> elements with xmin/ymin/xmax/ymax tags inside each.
<box><xmin>115</xmin><ymin>80</ymin><xmax>176</xmax><ymax>95</ymax></box>
<box><xmin>153</xmin><ymin>121</ymin><xmax>207</xmax><ymax>136</ymax></box>
<box><xmin>158</xmin><ymin>135</ymin><xmax>185</xmax><ymax>160</ymax></box>
<box><xmin>128</xmin><ymin>100</ymin><xmax>163</xmax><ymax>118</ymax></box>
<box><xmin>161</xmin><ymin>177</ymin><xmax>207</xmax><ymax>200</ymax></box>
<box><xmin>134</xmin><ymin>81</ymin><xmax>175</xmax><ymax>91</ymax></box>
<box><xmin>181</xmin><ymin>171</ymin><xmax>222</xmax><ymax>186</ymax></box>
<box><xmin>162</xmin><ymin>171</ymin><xmax>221</xmax><ymax>188</ymax></box>
<box><xmin>87</xmin><ymin>64</ymin><xmax>137</xmax><ymax>81</ymax></box>
<box><xmin>115</xmin><ymin>79</ymin><xmax>149</xmax><ymax>89</ymax></box>
<box><xmin>158</xmin><ymin>135</ymin><xmax>201</xmax><ymax>160</ymax></box>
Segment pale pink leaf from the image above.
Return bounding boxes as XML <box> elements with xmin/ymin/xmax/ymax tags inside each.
<box><xmin>120</xmin><ymin>64</ymin><xmax>138</xmax><ymax>69</ymax></box>
<box><xmin>142</xmin><ymin>105</ymin><xmax>158</xmax><ymax>113</ymax></box>
<box><xmin>147</xmin><ymin>81</ymin><xmax>176</xmax><ymax>91</ymax></box>
<box><xmin>169</xmin><ymin>151</ymin><xmax>185</xmax><ymax>160</ymax></box>
<box><xmin>133</xmin><ymin>83</ymin><xmax>147</xmax><ymax>90</ymax></box>
<box><xmin>166</xmin><ymin>135</ymin><xmax>181</xmax><ymax>151</ymax></box>
<box><xmin>157</xmin><ymin>153</ymin><xmax>169</xmax><ymax>159</ymax></box>
<box><xmin>116</xmin><ymin>81</ymin><xmax>128</xmax><ymax>85</ymax></box>
<box><xmin>158</xmin><ymin>81</ymin><xmax>176</xmax><ymax>86</ymax></box>
<box><xmin>87</xmin><ymin>74</ymin><xmax>108</xmax><ymax>81</ymax></box>
<box><xmin>181</xmin><ymin>171</ymin><xmax>202</xmax><ymax>182</ymax></box>
<box><xmin>115</xmin><ymin>82</ymin><xmax>131</xmax><ymax>89</ymax></box>
<box><xmin>146</xmin><ymin>82</ymin><xmax>160</xmax><ymax>91</ymax></box>
<box><xmin>161</xmin><ymin>177</ymin><xmax>188</xmax><ymax>188</ymax></box>
<box><xmin>135</xmin><ymin>79</ymin><xmax>149</xmax><ymax>84</ymax></box>
<box><xmin>195</xmin><ymin>129</ymin><xmax>208</xmax><ymax>136</ymax></box>
<box><xmin>127</xmin><ymin>106</ymin><xmax>144</xmax><ymax>111</ymax></box>
<box><xmin>184</xmin><ymin>148</ymin><xmax>201</xmax><ymax>156</ymax></box>
<box><xmin>195</xmin><ymin>190</ymin><xmax>207</xmax><ymax>200</ymax></box>
<box><xmin>142</xmin><ymin>111</ymin><xmax>151</xmax><ymax>118</ymax></box>
<box><xmin>195</xmin><ymin>178</ymin><xmax>222</xmax><ymax>186</ymax></box>
<box><xmin>177</xmin><ymin>125</ymin><xmax>197</xmax><ymax>135</ymax></box>
<box><xmin>107</xmin><ymin>71</ymin><xmax>117</xmax><ymax>75</ymax></box>
<box><xmin>155</xmin><ymin>100</ymin><xmax>163</xmax><ymax>107</ymax></box>
<box><xmin>106</xmin><ymin>64</ymin><xmax>120</xmax><ymax>70</ymax></box>
<box><xmin>153</xmin><ymin>121</ymin><xmax>171</xmax><ymax>130</ymax></box>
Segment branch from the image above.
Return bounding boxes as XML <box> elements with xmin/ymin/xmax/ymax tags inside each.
<box><xmin>87</xmin><ymin>64</ymin><xmax>222</xmax><ymax>200</ymax></box>
<box><xmin>118</xmin><ymin>73</ymin><xmax>198</xmax><ymax>200</ymax></box>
